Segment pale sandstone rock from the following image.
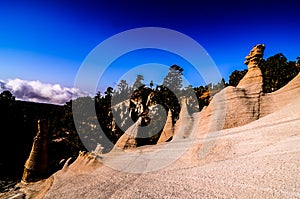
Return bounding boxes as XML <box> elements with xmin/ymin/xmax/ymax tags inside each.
<box><xmin>173</xmin><ymin>97</ymin><xmax>194</xmax><ymax>140</ymax></box>
<box><xmin>156</xmin><ymin>109</ymin><xmax>174</xmax><ymax>143</ymax></box>
<box><xmin>192</xmin><ymin>44</ymin><xmax>266</xmax><ymax>138</ymax></box>
<box><xmin>42</xmin><ymin>96</ymin><xmax>300</xmax><ymax>198</ymax></box>
<box><xmin>22</xmin><ymin>119</ymin><xmax>48</xmax><ymax>182</ymax></box>
<box><xmin>116</xmin><ymin>44</ymin><xmax>267</xmax><ymax>147</ymax></box>
<box><xmin>260</xmin><ymin>72</ymin><xmax>300</xmax><ymax>117</ymax></box>
<box><xmin>114</xmin><ymin>117</ymin><xmax>142</xmax><ymax>150</ymax></box>
<box><xmin>238</xmin><ymin>44</ymin><xmax>265</xmax><ymax>93</ymax></box>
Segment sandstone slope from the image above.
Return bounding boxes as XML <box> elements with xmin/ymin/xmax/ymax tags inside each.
<box><xmin>41</xmin><ymin>92</ymin><xmax>300</xmax><ymax>198</ymax></box>
<box><xmin>40</xmin><ymin>44</ymin><xmax>300</xmax><ymax>198</ymax></box>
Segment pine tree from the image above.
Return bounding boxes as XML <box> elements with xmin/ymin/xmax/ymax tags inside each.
<box><xmin>229</xmin><ymin>69</ymin><xmax>247</xmax><ymax>87</ymax></box>
<box><xmin>132</xmin><ymin>75</ymin><xmax>144</xmax><ymax>90</ymax></box>
<box><xmin>162</xmin><ymin>65</ymin><xmax>183</xmax><ymax>92</ymax></box>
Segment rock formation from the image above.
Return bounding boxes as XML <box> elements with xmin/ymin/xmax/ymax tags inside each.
<box><xmin>120</xmin><ymin>44</ymin><xmax>267</xmax><ymax>146</ymax></box>
<box><xmin>112</xmin><ymin>87</ymin><xmax>162</xmax><ymax>150</ymax></box>
<box><xmin>6</xmin><ymin>44</ymin><xmax>300</xmax><ymax>198</ymax></box>
<box><xmin>192</xmin><ymin>44</ymin><xmax>300</xmax><ymax>137</ymax></box>
<box><xmin>114</xmin><ymin>117</ymin><xmax>142</xmax><ymax>150</ymax></box>
<box><xmin>113</xmin><ymin>44</ymin><xmax>299</xmax><ymax>149</ymax></box>
<box><xmin>22</xmin><ymin>119</ymin><xmax>48</xmax><ymax>182</ymax></box>
<box><xmin>38</xmin><ymin>76</ymin><xmax>300</xmax><ymax>198</ymax></box>
<box><xmin>237</xmin><ymin>44</ymin><xmax>264</xmax><ymax>92</ymax></box>
<box><xmin>198</xmin><ymin>44</ymin><xmax>266</xmax><ymax>132</ymax></box>
<box><xmin>158</xmin><ymin>44</ymin><xmax>267</xmax><ymax>142</ymax></box>
<box><xmin>111</xmin><ymin>99</ymin><xmax>132</xmax><ymax>133</ymax></box>
<box><xmin>114</xmin><ymin>102</ymin><xmax>166</xmax><ymax>150</ymax></box>
<box><xmin>171</xmin><ymin>97</ymin><xmax>195</xmax><ymax>140</ymax></box>
<box><xmin>156</xmin><ymin>109</ymin><xmax>173</xmax><ymax>143</ymax></box>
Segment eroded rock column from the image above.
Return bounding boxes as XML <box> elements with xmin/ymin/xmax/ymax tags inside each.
<box><xmin>22</xmin><ymin>119</ymin><xmax>48</xmax><ymax>182</ymax></box>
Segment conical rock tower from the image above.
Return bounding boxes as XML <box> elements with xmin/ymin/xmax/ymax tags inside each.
<box><xmin>114</xmin><ymin>117</ymin><xmax>142</xmax><ymax>150</ymax></box>
<box><xmin>22</xmin><ymin>119</ymin><xmax>48</xmax><ymax>182</ymax></box>
<box><xmin>157</xmin><ymin>109</ymin><xmax>174</xmax><ymax>143</ymax></box>
<box><xmin>172</xmin><ymin>97</ymin><xmax>195</xmax><ymax>140</ymax></box>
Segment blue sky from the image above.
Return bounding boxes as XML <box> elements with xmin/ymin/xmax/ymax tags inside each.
<box><xmin>0</xmin><ymin>0</ymin><xmax>300</xmax><ymax>103</ymax></box>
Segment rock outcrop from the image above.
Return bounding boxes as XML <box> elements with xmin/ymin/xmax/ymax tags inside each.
<box><xmin>114</xmin><ymin>44</ymin><xmax>300</xmax><ymax>149</ymax></box>
<box><xmin>121</xmin><ymin>44</ymin><xmax>268</xmax><ymax>146</ymax></box>
<box><xmin>157</xmin><ymin>97</ymin><xmax>195</xmax><ymax>143</ymax></box>
<box><xmin>198</xmin><ymin>44</ymin><xmax>265</xmax><ymax>132</ymax></box>
<box><xmin>111</xmin><ymin>99</ymin><xmax>132</xmax><ymax>133</ymax></box>
<box><xmin>237</xmin><ymin>44</ymin><xmax>265</xmax><ymax>92</ymax></box>
<box><xmin>114</xmin><ymin>103</ymin><xmax>166</xmax><ymax>150</ymax></box>
<box><xmin>172</xmin><ymin>97</ymin><xmax>196</xmax><ymax>140</ymax></box>
<box><xmin>114</xmin><ymin>117</ymin><xmax>142</xmax><ymax>150</ymax></box>
<box><xmin>40</xmin><ymin>93</ymin><xmax>300</xmax><ymax>198</ymax></box>
<box><xmin>154</xmin><ymin>44</ymin><xmax>266</xmax><ymax>142</ymax></box>
<box><xmin>156</xmin><ymin>109</ymin><xmax>173</xmax><ymax>143</ymax></box>
<box><xmin>112</xmin><ymin>86</ymin><xmax>166</xmax><ymax>150</ymax></box>
<box><xmin>155</xmin><ymin>44</ymin><xmax>268</xmax><ymax>143</ymax></box>
<box><xmin>22</xmin><ymin>119</ymin><xmax>48</xmax><ymax>182</ymax></box>
<box><xmin>191</xmin><ymin>44</ymin><xmax>300</xmax><ymax>138</ymax></box>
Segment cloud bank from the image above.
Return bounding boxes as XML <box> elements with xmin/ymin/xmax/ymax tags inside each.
<box><xmin>1</xmin><ymin>78</ymin><xmax>88</xmax><ymax>105</ymax></box>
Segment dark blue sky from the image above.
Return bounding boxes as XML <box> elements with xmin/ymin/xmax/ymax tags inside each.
<box><xmin>1</xmin><ymin>0</ymin><xmax>300</xmax><ymax>93</ymax></box>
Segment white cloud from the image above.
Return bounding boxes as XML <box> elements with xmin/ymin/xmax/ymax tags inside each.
<box><xmin>2</xmin><ymin>78</ymin><xmax>88</xmax><ymax>105</ymax></box>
